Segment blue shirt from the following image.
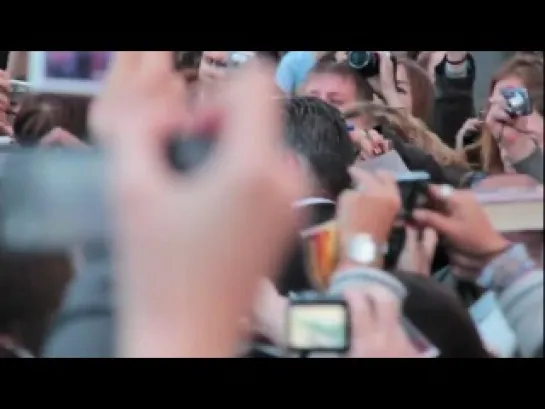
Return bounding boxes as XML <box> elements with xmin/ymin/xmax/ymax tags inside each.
<box><xmin>275</xmin><ymin>51</ymin><xmax>317</xmax><ymax>94</ymax></box>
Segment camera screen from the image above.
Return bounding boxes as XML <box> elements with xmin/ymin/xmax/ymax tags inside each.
<box><xmin>28</xmin><ymin>52</ymin><xmax>112</xmax><ymax>96</ymax></box>
<box><xmin>44</xmin><ymin>51</ymin><xmax>111</xmax><ymax>81</ymax></box>
<box><xmin>287</xmin><ymin>303</ymin><xmax>348</xmax><ymax>351</ymax></box>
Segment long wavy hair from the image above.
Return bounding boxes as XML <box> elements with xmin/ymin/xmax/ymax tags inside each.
<box><xmin>343</xmin><ymin>102</ymin><xmax>470</xmax><ymax>169</ymax></box>
<box><xmin>465</xmin><ymin>53</ymin><xmax>543</xmax><ymax>173</ymax></box>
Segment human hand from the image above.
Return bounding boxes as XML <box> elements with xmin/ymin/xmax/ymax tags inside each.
<box><xmin>366</xmin><ymin>52</ymin><xmax>402</xmax><ymax>109</ymax></box>
<box><xmin>93</xmin><ymin>52</ymin><xmax>306</xmax><ymax>357</ymax></box>
<box><xmin>0</xmin><ymin>70</ymin><xmax>13</xmax><ymax>136</ymax></box>
<box><xmin>346</xmin><ymin>286</ymin><xmax>418</xmax><ymax>358</ymax></box>
<box><xmin>485</xmin><ymin>96</ymin><xmax>543</xmax><ymax>167</ymax></box>
<box><xmin>455</xmin><ymin>117</ymin><xmax>482</xmax><ymax>150</ymax></box>
<box><xmin>396</xmin><ymin>225</ymin><xmax>437</xmax><ymax>277</ymax></box>
<box><xmin>337</xmin><ymin>168</ymin><xmax>401</xmax><ymax>266</ymax></box>
<box><xmin>349</xmin><ymin>127</ymin><xmax>392</xmax><ymax>160</ymax></box>
<box><xmin>412</xmin><ymin>186</ymin><xmax>510</xmax><ymax>277</ymax></box>
<box><xmin>40</xmin><ymin>127</ymin><xmax>88</xmax><ymax>148</ymax></box>
<box><xmin>252</xmin><ymin>279</ymin><xmax>287</xmax><ymax>345</ymax></box>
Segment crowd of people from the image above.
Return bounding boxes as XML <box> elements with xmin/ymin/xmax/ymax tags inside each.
<box><xmin>0</xmin><ymin>50</ymin><xmax>542</xmax><ymax>358</ymax></box>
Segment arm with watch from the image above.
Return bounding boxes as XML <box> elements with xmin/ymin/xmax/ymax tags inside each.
<box><xmin>430</xmin><ymin>51</ymin><xmax>477</xmax><ymax>149</ymax></box>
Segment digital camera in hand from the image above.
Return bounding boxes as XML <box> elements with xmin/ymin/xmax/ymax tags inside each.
<box><xmin>501</xmin><ymin>87</ymin><xmax>532</xmax><ymax>117</ymax></box>
<box><xmin>0</xmin><ymin>138</ymin><xmax>215</xmax><ymax>252</ymax></box>
<box><xmin>287</xmin><ymin>293</ymin><xmax>350</xmax><ymax>355</ymax></box>
<box><xmin>347</xmin><ymin>51</ymin><xmax>396</xmax><ymax>78</ymax></box>
<box><xmin>396</xmin><ymin>171</ymin><xmax>431</xmax><ymax>219</ymax></box>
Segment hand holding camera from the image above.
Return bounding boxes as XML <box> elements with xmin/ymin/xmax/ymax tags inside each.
<box><xmin>338</xmin><ymin>168</ymin><xmax>402</xmax><ymax>263</ymax></box>
<box><xmin>347</xmin><ymin>51</ymin><xmax>401</xmax><ymax>108</ymax></box>
<box><xmin>486</xmin><ymin>88</ymin><xmax>542</xmax><ymax>167</ymax></box>
<box><xmin>412</xmin><ymin>186</ymin><xmax>511</xmax><ymax>280</ymax></box>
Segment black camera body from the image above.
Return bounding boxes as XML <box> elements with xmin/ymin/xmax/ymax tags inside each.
<box><xmin>347</xmin><ymin>51</ymin><xmax>397</xmax><ymax>78</ymax></box>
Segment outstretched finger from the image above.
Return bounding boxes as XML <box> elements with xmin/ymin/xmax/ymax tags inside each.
<box><xmin>219</xmin><ymin>60</ymin><xmax>282</xmax><ymax>165</ymax></box>
<box><xmin>411</xmin><ymin>208</ymin><xmax>454</xmax><ymax>237</ymax></box>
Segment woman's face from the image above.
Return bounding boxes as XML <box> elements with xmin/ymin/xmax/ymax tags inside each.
<box><xmin>487</xmin><ymin>75</ymin><xmax>544</xmax><ymax>147</ymax></box>
<box><xmin>198</xmin><ymin>51</ymin><xmax>229</xmax><ymax>85</ymax></box>
<box><xmin>302</xmin><ymin>72</ymin><xmax>358</xmax><ymax>111</ymax></box>
<box><xmin>395</xmin><ymin>64</ymin><xmax>413</xmax><ymax>113</ymax></box>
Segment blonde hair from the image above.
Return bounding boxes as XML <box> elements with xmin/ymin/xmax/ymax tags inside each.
<box><xmin>344</xmin><ymin>102</ymin><xmax>470</xmax><ymax>169</ymax></box>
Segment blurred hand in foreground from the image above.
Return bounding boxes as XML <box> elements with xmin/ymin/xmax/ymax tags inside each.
<box><xmin>91</xmin><ymin>52</ymin><xmax>306</xmax><ymax>357</ymax></box>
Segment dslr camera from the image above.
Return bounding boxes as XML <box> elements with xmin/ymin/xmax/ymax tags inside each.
<box><xmin>347</xmin><ymin>51</ymin><xmax>396</xmax><ymax>77</ymax></box>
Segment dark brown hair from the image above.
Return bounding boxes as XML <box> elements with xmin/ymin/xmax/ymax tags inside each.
<box><xmin>13</xmin><ymin>94</ymin><xmax>90</xmax><ymax>146</ymax></box>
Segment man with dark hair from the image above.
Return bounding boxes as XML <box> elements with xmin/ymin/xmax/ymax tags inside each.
<box><xmin>274</xmin><ymin>97</ymin><xmax>358</xmax><ymax>297</ymax></box>
<box><xmin>283</xmin><ymin>96</ymin><xmax>358</xmax><ymax>200</ymax></box>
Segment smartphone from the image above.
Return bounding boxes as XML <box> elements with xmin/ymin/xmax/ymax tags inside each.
<box><xmin>0</xmin><ymin>138</ymin><xmax>215</xmax><ymax>251</ymax></box>
<box><xmin>28</xmin><ymin>51</ymin><xmax>112</xmax><ymax>96</ymax></box>
<box><xmin>286</xmin><ymin>297</ymin><xmax>350</xmax><ymax>354</ymax></box>
<box><xmin>395</xmin><ymin>171</ymin><xmax>430</xmax><ymax>218</ymax></box>
<box><xmin>501</xmin><ymin>87</ymin><xmax>532</xmax><ymax>117</ymax></box>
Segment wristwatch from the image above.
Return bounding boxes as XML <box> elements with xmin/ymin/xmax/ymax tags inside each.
<box><xmin>345</xmin><ymin>233</ymin><xmax>388</xmax><ymax>267</ymax></box>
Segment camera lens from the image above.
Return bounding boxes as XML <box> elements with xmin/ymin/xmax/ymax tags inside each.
<box><xmin>347</xmin><ymin>51</ymin><xmax>381</xmax><ymax>77</ymax></box>
<box><xmin>347</xmin><ymin>51</ymin><xmax>372</xmax><ymax>69</ymax></box>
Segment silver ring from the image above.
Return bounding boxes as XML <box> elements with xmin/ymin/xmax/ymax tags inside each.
<box><xmin>438</xmin><ymin>184</ymin><xmax>454</xmax><ymax>200</ymax></box>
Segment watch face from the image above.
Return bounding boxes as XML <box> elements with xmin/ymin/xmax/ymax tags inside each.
<box><xmin>348</xmin><ymin>234</ymin><xmax>377</xmax><ymax>265</ymax></box>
